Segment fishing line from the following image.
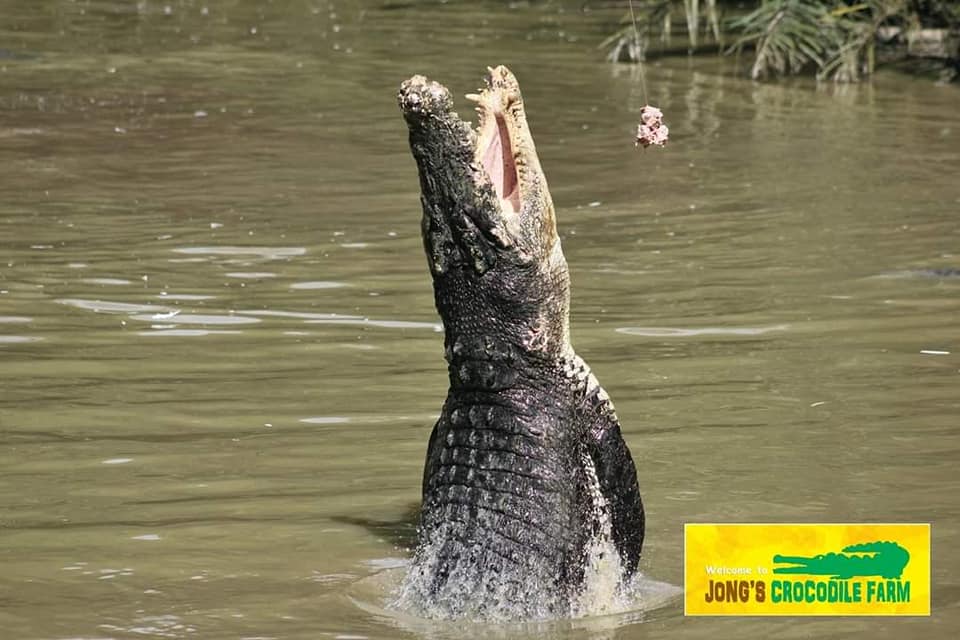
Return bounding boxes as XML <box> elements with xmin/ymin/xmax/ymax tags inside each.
<box><xmin>627</xmin><ymin>0</ymin><xmax>649</xmax><ymax>105</ymax></box>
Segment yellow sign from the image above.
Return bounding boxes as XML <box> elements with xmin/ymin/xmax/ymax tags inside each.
<box><xmin>684</xmin><ymin>523</ymin><xmax>930</xmax><ymax>616</ymax></box>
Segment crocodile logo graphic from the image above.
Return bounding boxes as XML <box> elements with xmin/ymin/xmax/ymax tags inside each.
<box><xmin>772</xmin><ymin>541</ymin><xmax>910</xmax><ymax>580</ymax></box>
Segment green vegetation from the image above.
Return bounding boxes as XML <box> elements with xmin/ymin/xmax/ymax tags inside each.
<box><xmin>601</xmin><ymin>1</ymin><xmax>960</xmax><ymax>81</ymax></box>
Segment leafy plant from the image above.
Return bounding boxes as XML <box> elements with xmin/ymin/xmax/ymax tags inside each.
<box><xmin>728</xmin><ymin>1</ymin><xmax>907</xmax><ymax>82</ymax></box>
<box><xmin>601</xmin><ymin>0</ymin><xmax>959</xmax><ymax>82</ymax></box>
<box><xmin>599</xmin><ymin>0</ymin><xmax>722</xmax><ymax>62</ymax></box>
<box><xmin>727</xmin><ymin>1</ymin><xmax>832</xmax><ymax>79</ymax></box>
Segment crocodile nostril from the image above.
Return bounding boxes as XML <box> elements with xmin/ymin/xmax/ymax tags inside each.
<box><xmin>406</xmin><ymin>92</ymin><xmax>422</xmax><ymax>106</ymax></box>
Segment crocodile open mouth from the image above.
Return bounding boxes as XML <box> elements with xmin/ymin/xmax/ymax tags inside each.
<box><xmin>477</xmin><ymin>112</ymin><xmax>520</xmax><ymax>215</ymax></box>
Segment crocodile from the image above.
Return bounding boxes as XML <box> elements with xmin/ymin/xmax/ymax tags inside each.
<box><xmin>395</xmin><ymin>66</ymin><xmax>644</xmax><ymax>620</ymax></box>
<box><xmin>773</xmin><ymin>541</ymin><xmax>910</xmax><ymax>580</ymax></box>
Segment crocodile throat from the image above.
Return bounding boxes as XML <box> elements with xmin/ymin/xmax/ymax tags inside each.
<box><xmin>477</xmin><ymin>112</ymin><xmax>519</xmax><ymax>214</ymax></box>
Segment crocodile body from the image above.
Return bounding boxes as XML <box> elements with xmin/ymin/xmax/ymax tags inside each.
<box><xmin>396</xmin><ymin>66</ymin><xmax>644</xmax><ymax>620</ymax></box>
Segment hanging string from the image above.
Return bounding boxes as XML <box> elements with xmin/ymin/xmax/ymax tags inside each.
<box><xmin>627</xmin><ymin>0</ymin><xmax>668</xmax><ymax>148</ymax></box>
<box><xmin>627</xmin><ymin>0</ymin><xmax>649</xmax><ymax>105</ymax></box>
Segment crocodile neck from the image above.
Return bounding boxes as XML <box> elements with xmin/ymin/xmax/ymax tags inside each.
<box><xmin>443</xmin><ymin>329</ymin><xmax>611</xmax><ymax>418</ymax></box>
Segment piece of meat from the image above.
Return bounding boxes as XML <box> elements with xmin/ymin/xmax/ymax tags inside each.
<box><xmin>635</xmin><ymin>105</ymin><xmax>668</xmax><ymax>148</ymax></box>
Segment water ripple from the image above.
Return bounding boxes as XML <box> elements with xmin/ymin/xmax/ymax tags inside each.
<box><xmin>616</xmin><ymin>324</ymin><xmax>789</xmax><ymax>338</ymax></box>
<box><xmin>239</xmin><ymin>309</ymin><xmax>441</xmax><ymax>331</ymax></box>
<box><xmin>225</xmin><ymin>272</ymin><xmax>277</xmax><ymax>279</ymax></box>
<box><xmin>156</xmin><ymin>293</ymin><xmax>217</xmax><ymax>301</ymax></box>
<box><xmin>138</xmin><ymin>329</ymin><xmax>245</xmax><ymax>337</ymax></box>
<box><xmin>240</xmin><ymin>309</ymin><xmax>362</xmax><ymax>321</ymax></box>
<box><xmin>326</xmin><ymin>318</ymin><xmax>441</xmax><ymax>331</ymax></box>
<box><xmin>129</xmin><ymin>313</ymin><xmax>261</xmax><ymax>325</ymax></box>
<box><xmin>299</xmin><ymin>416</ymin><xmax>351</xmax><ymax>425</ymax></box>
<box><xmin>56</xmin><ymin>298</ymin><xmax>172</xmax><ymax>314</ymax></box>
<box><xmin>290</xmin><ymin>281</ymin><xmax>348</xmax><ymax>290</ymax></box>
<box><xmin>171</xmin><ymin>246</ymin><xmax>306</xmax><ymax>259</ymax></box>
<box><xmin>81</xmin><ymin>278</ymin><xmax>133</xmax><ymax>286</ymax></box>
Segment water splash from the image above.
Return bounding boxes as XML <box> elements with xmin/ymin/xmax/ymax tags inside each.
<box><xmin>388</xmin><ymin>452</ymin><xmax>659</xmax><ymax>623</ymax></box>
<box><xmin>360</xmin><ymin>563</ymin><xmax>679</xmax><ymax>637</ymax></box>
<box><xmin>572</xmin><ymin>452</ymin><xmax>628</xmax><ymax>619</ymax></box>
<box><xmin>390</xmin><ymin>518</ymin><xmax>565</xmax><ymax>622</ymax></box>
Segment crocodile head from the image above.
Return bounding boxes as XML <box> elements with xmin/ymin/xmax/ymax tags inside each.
<box><xmin>398</xmin><ymin>66</ymin><xmax>570</xmax><ymax>360</ymax></box>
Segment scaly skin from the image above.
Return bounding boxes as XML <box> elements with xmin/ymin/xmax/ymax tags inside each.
<box><xmin>397</xmin><ymin>66</ymin><xmax>644</xmax><ymax>620</ymax></box>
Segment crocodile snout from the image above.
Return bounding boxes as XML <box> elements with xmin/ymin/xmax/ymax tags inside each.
<box><xmin>398</xmin><ymin>75</ymin><xmax>453</xmax><ymax>119</ymax></box>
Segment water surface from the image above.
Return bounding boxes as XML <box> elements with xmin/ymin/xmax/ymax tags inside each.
<box><xmin>2</xmin><ymin>1</ymin><xmax>959</xmax><ymax>638</ymax></box>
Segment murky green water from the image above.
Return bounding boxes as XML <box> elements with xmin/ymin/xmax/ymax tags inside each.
<box><xmin>2</xmin><ymin>1</ymin><xmax>959</xmax><ymax>638</ymax></box>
